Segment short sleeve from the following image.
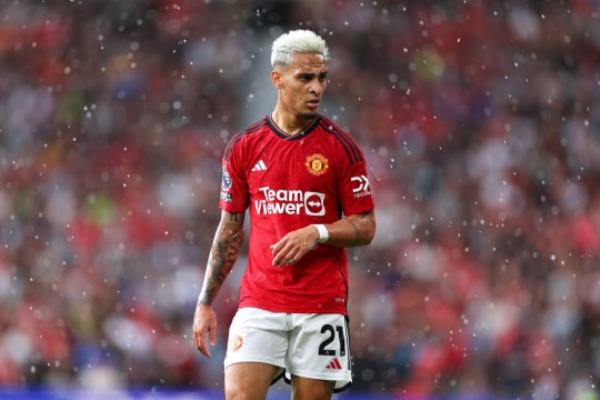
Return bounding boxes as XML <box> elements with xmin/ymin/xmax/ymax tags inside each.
<box><xmin>337</xmin><ymin>148</ymin><xmax>375</xmax><ymax>216</ymax></box>
<box><xmin>219</xmin><ymin>136</ymin><xmax>248</xmax><ymax>212</ymax></box>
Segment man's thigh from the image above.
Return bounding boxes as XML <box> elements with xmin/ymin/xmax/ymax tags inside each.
<box><xmin>223</xmin><ymin>307</ymin><xmax>288</xmax><ymax>399</ymax></box>
<box><xmin>291</xmin><ymin>376</ymin><xmax>333</xmax><ymax>400</ymax></box>
<box><xmin>225</xmin><ymin>362</ymin><xmax>281</xmax><ymax>400</ymax></box>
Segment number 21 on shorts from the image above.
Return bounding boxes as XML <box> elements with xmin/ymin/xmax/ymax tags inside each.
<box><xmin>318</xmin><ymin>324</ymin><xmax>346</xmax><ymax>356</ymax></box>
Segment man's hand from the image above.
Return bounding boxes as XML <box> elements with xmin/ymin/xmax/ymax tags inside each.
<box><xmin>193</xmin><ymin>303</ymin><xmax>217</xmax><ymax>357</ymax></box>
<box><xmin>193</xmin><ymin>211</ymin><xmax>244</xmax><ymax>357</ymax></box>
<box><xmin>271</xmin><ymin>225</ymin><xmax>319</xmax><ymax>266</ymax></box>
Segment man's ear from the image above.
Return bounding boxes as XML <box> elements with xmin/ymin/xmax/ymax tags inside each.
<box><xmin>271</xmin><ymin>69</ymin><xmax>282</xmax><ymax>89</ymax></box>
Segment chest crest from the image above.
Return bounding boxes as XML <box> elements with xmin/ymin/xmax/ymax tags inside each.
<box><xmin>304</xmin><ymin>153</ymin><xmax>330</xmax><ymax>176</ymax></box>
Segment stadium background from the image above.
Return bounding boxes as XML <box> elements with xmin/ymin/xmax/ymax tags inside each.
<box><xmin>1</xmin><ymin>0</ymin><xmax>599</xmax><ymax>399</ymax></box>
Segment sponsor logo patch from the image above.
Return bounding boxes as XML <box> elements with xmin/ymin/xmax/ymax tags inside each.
<box><xmin>220</xmin><ymin>191</ymin><xmax>232</xmax><ymax>203</ymax></box>
<box><xmin>254</xmin><ymin>186</ymin><xmax>326</xmax><ymax>216</ymax></box>
<box><xmin>305</xmin><ymin>153</ymin><xmax>329</xmax><ymax>176</ymax></box>
<box><xmin>326</xmin><ymin>357</ymin><xmax>342</xmax><ymax>370</ymax></box>
<box><xmin>221</xmin><ymin>165</ymin><xmax>232</xmax><ymax>191</ymax></box>
<box><xmin>251</xmin><ymin>160</ymin><xmax>267</xmax><ymax>172</ymax></box>
<box><xmin>351</xmin><ymin>175</ymin><xmax>371</xmax><ymax>198</ymax></box>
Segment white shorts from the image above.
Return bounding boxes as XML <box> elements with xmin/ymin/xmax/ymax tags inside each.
<box><xmin>224</xmin><ymin>307</ymin><xmax>352</xmax><ymax>392</ymax></box>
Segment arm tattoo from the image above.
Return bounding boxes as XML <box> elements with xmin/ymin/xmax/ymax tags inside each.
<box><xmin>346</xmin><ymin>212</ymin><xmax>375</xmax><ymax>247</ymax></box>
<box><xmin>346</xmin><ymin>218</ymin><xmax>361</xmax><ymax>247</ymax></box>
<box><xmin>198</xmin><ymin>211</ymin><xmax>245</xmax><ymax>306</ymax></box>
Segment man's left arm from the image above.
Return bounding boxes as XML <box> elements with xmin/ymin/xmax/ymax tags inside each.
<box><xmin>271</xmin><ymin>211</ymin><xmax>376</xmax><ymax>266</ymax></box>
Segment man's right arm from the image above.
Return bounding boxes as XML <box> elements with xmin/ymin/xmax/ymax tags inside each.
<box><xmin>193</xmin><ymin>210</ymin><xmax>245</xmax><ymax>357</ymax></box>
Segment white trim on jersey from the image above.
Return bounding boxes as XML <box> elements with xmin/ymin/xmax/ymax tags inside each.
<box><xmin>251</xmin><ymin>160</ymin><xmax>268</xmax><ymax>172</ymax></box>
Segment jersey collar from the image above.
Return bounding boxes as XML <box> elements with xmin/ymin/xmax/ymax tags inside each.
<box><xmin>267</xmin><ymin>114</ymin><xmax>320</xmax><ymax>141</ymax></box>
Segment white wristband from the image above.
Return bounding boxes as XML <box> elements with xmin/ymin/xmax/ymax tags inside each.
<box><xmin>314</xmin><ymin>224</ymin><xmax>329</xmax><ymax>243</ymax></box>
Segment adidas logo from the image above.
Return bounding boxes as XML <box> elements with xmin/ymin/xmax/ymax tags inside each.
<box><xmin>251</xmin><ymin>160</ymin><xmax>267</xmax><ymax>172</ymax></box>
<box><xmin>326</xmin><ymin>357</ymin><xmax>342</xmax><ymax>370</ymax></box>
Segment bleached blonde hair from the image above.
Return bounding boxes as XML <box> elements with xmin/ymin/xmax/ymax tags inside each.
<box><xmin>270</xmin><ymin>30</ymin><xmax>329</xmax><ymax>67</ymax></box>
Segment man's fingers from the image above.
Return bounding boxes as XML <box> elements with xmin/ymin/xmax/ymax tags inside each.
<box><xmin>281</xmin><ymin>247</ymin><xmax>300</xmax><ymax>265</ymax></box>
<box><xmin>193</xmin><ymin>329</ymin><xmax>200</xmax><ymax>348</ymax></box>
<box><xmin>270</xmin><ymin>235</ymin><xmax>289</xmax><ymax>255</ymax></box>
<box><xmin>199</xmin><ymin>344</ymin><xmax>211</xmax><ymax>357</ymax></box>
<box><xmin>198</xmin><ymin>337</ymin><xmax>211</xmax><ymax>357</ymax></box>
<box><xmin>272</xmin><ymin>228</ymin><xmax>315</xmax><ymax>265</ymax></box>
<box><xmin>209</xmin><ymin>319</ymin><xmax>217</xmax><ymax>346</ymax></box>
<box><xmin>273</xmin><ymin>242</ymin><xmax>296</xmax><ymax>265</ymax></box>
<box><xmin>277</xmin><ymin>244</ymin><xmax>302</xmax><ymax>265</ymax></box>
<box><xmin>194</xmin><ymin>326</ymin><xmax>212</xmax><ymax>357</ymax></box>
<box><xmin>193</xmin><ymin>306</ymin><xmax>217</xmax><ymax>358</ymax></box>
<box><xmin>285</xmin><ymin>247</ymin><xmax>303</xmax><ymax>265</ymax></box>
<box><xmin>271</xmin><ymin>239</ymin><xmax>290</xmax><ymax>264</ymax></box>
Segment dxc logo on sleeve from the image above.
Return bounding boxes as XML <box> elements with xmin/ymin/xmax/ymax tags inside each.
<box><xmin>351</xmin><ymin>175</ymin><xmax>371</xmax><ymax>198</ymax></box>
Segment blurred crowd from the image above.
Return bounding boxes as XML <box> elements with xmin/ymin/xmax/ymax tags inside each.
<box><xmin>0</xmin><ymin>0</ymin><xmax>599</xmax><ymax>398</ymax></box>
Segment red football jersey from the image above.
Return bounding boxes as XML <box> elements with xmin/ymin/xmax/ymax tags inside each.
<box><xmin>219</xmin><ymin>114</ymin><xmax>374</xmax><ymax>314</ymax></box>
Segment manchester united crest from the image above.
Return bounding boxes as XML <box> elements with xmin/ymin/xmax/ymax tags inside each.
<box><xmin>305</xmin><ymin>153</ymin><xmax>329</xmax><ymax>176</ymax></box>
<box><xmin>230</xmin><ymin>334</ymin><xmax>244</xmax><ymax>352</ymax></box>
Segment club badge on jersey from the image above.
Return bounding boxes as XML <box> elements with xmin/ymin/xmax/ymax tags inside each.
<box><xmin>305</xmin><ymin>153</ymin><xmax>329</xmax><ymax>176</ymax></box>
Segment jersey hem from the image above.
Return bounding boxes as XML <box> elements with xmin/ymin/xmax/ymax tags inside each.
<box><xmin>238</xmin><ymin>303</ymin><xmax>348</xmax><ymax>316</ymax></box>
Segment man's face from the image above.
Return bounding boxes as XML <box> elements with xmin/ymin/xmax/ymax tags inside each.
<box><xmin>273</xmin><ymin>53</ymin><xmax>328</xmax><ymax>119</ymax></box>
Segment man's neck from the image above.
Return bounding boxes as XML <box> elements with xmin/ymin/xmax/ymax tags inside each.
<box><xmin>271</xmin><ymin>107</ymin><xmax>316</xmax><ymax>136</ymax></box>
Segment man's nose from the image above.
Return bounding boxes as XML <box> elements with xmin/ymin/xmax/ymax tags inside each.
<box><xmin>309</xmin><ymin>80</ymin><xmax>324</xmax><ymax>96</ymax></box>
